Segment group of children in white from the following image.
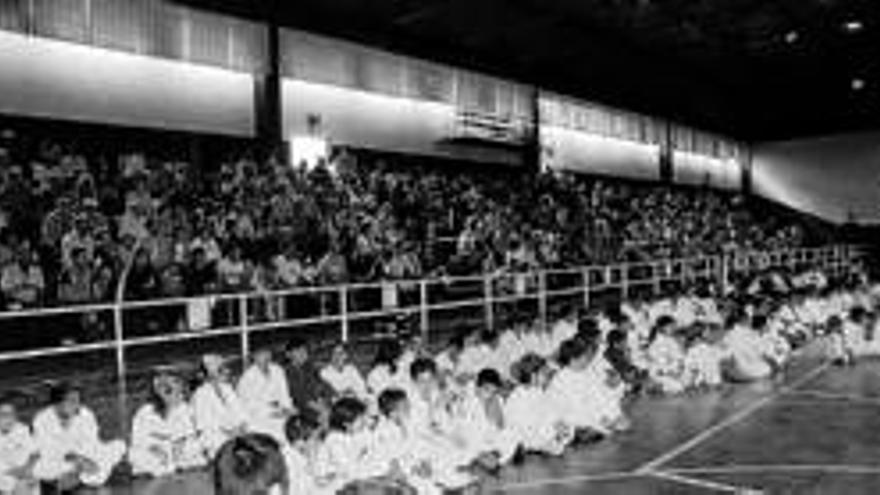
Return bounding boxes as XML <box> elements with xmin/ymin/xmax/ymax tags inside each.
<box><xmin>0</xmin><ymin>268</ymin><xmax>876</xmax><ymax>494</ymax></box>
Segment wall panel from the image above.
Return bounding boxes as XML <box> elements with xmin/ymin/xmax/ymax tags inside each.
<box><xmin>0</xmin><ymin>30</ymin><xmax>255</xmax><ymax>136</ymax></box>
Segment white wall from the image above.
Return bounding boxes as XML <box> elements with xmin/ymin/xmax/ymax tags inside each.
<box><xmin>281</xmin><ymin>79</ymin><xmax>523</xmax><ymax>166</ymax></box>
<box><xmin>540</xmin><ymin>125</ymin><xmax>660</xmax><ymax>180</ymax></box>
<box><xmin>753</xmin><ymin>131</ymin><xmax>880</xmax><ymax>224</ymax></box>
<box><xmin>0</xmin><ymin>30</ymin><xmax>255</xmax><ymax>136</ymax></box>
<box><xmin>673</xmin><ymin>151</ymin><xmax>740</xmax><ymax>190</ymax></box>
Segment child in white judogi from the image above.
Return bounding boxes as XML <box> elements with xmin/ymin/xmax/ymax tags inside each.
<box><xmin>237</xmin><ymin>348</ymin><xmax>295</xmax><ymax>442</ymax></box>
<box><xmin>0</xmin><ymin>397</ymin><xmax>37</xmax><ymax>494</ymax></box>
<box><xmin>646</xmin><ymin>317</ymin><xmax>687</xmax><ymax>394</ymax></box>
<box><xmin>130</xmin><ymin>370</ymin><xmax>207</xmax><ymax>477</ymax></box>
<box><xmin>373</xmin><ymin>389</ymin><xmax>474</xmax><ymax>494</ymax></box>
<box><xmin>283</xmin><ymin>413</ymin><xmax>345</xmax><ymax>495</ymax></box>
<box><xmin>724</xmin><ymin>317</ymin><xmax>774</xmax><ymax>381</ymax></box>
<box><xmin>32</xmin><ymin>382</ymin><xmax>126</xmax><ymax>488</ymax></box>
<box><xmin>449</xmin><ymin>369</ymin><xmax>518</xmax><ymax>469</ymax></box>
<box><xmin>506</xmin><ymin>354</ymin><xmax>572</xmax><ymax>456</ymax></box>
<box><xmin>320</xmin><ymin>344</ymin><xmax>368</xmax><ymax>399</ymax></box>
<box><xmin>367</xmin><ymin>340</ymin><xmax>408</xmax><ymax>397</ymax></box>
<box><xmin>683</xmin><ymin>327</ymin><xmax>727</xmax><ymax>388</ymax></box>
<box><xmin>316</xmin><ymin>397</ymin><xmax>395</xmax><ymax>490</ymax></box>
<box><xmin>549</xmin><ymin>338</ymin><xmax>627</xmax><ymax>436</ymax></box>
<box><xmin>193</xmin><ymin>354</ymin><xmax>250</xmax><ymax>457</ymax></box>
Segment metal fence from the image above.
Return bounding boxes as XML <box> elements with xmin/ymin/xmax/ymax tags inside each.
<box><xmin>0</xmin><ymin>244</ymin><xmax>861</xmax><ymax>438</ymax></box>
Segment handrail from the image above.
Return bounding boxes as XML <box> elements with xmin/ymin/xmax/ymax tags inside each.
<box><xmin>0</xmin><ymin>244</ymin><xmax>858</xmax><ymax>322</ymax></box>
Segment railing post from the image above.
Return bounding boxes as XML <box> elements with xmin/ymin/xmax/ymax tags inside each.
<box><xmin>239</xmin><ymin>294</ymin><xmax>249</xmax><ymax>363</ymax></box>
<box><xmin>620</xmin><ymin>265</ymin><xmax>629</xmax><ymax>300</ymax></box>
<box><xmin>484</xmin><ymin>275</ymin><xmax>495</xmax><ymax>332</ymax></box>
<box><xmin>340</xmin><ymin>286</ymin><xmax>349</xmax><ymax>343</ymax></box>
<box><xmin>582</xmin><ymin>268</ymin><xmax>591</xmax><ymax>310</ymax></box>
<box><xmin>112</xmin><ymin>301</ymin><xmax>128</xmax><ymax>442</ymax></box>
<box><xmin>538</xmin><ymin>271</ymin><xmax>548</xmax><ymax>332</ymax></box>
<box><xmin>419</xmin><ymin>280</ymin><xmax>429</xmax><ymax>341</ymax></box>
<box><xmin>653</xmin><ymin>262</ymin><xmax>662</xmax><ymax>297</ymax></box>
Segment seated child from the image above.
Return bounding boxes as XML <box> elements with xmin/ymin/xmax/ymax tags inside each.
<box><xmin>32</xmin><ymin>382</ymin><xmax>126</xmax><ymax>489</ymax></box>
<box><xmin>506</xmin><ymin>354</ymin><xmax>573</xmax><ymax>456</ymax></box>
<box><xmin>0</xmin><ymin>395</ymin><xmax>38</xmax><ymax>495</ymax></box>
<box><xmin>130</xmin><ymin>370</ymin><xmax>207</xmax><ymax>476</ymax></box>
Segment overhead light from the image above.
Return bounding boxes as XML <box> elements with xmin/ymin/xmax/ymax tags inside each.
<box><xmin>784</xmin><ymin>30</ymin><xmax>799</xmax><ymax>44</ymax></box>
<box><xmin>844</xmin><ymin>20</ymin><xmax>864</xmax><ymax>33</ymax></box>
<box><xmin>852</xmin><ymin>78</ymin><xmax>866</xmax><ymax>91</ymax></box>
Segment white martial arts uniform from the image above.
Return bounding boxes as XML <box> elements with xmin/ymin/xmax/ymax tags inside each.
<box><xmin>505</xmin><ymin>386</ymin><xmax>571</xmax><ymax>455</ymax></box>
<box><xmin>192</xmin><ymin>382</ymin><xmax>249</xmax><ymax>457</ymax></box>
<box><xmin>237</xmin><ymin>363</ymin><xmax>293</xmax><ymax>441</ymax></box>
<box><xmin>372</xmin><ymin>417</ymin><xmax>473</xmax><ymax>494</ymax></box>
<box><xmin>315</xmin><ymin>430</ymin><xmax>388</xmax><ymax>488</ymax></box>
<box><xmin>548</xmin><ymin>366</ymin><xmax>617</xmax><ymax>434</ymax></box>
<box><xmin>724</xmin><ymin>326</ymin><xmax>773</xmax><ymax>381</ymax></box>
<box><xmin>320</xmin><ymin>364</ymin><xmax>368</xmax><ymax>399</ymax></box>
<box><xmin>283</xmin><ymin>444</ymin><xmax>342</xmax><ymax>495</ymax></box>
<box><xmin>366</xmin><ymin>364</ymin><xmax>407</xmax><ymax>397</ymax></box>
<box><xmin>684</xmin><ymin>342</ymin><xmax>726</xmax><ymax>388</ymax></box>
<box><xmin>0</xmin><ymin>423</ymin><xmax>37</xmax><ymax>494</ymax></box>
<box><xmin>32</xmin><ymin>406</ymin><xmax>126</xmax><ymax>487</ymax></box>
<box><xmin>129</xmin><ymin>402</ymin><xmax>207</xmax><ymax>476</ymax></box>
<box><xmin>449</xmin><ymin>390</ymin><xmax>517</xmax><ymax>466</ymax></box>
<box><xmin>647</xmin><ymin>334</ymin><xmax>687</xmax><ymax>394</ymax></box>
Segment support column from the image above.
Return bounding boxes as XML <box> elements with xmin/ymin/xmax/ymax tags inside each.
<box><xmin>254</xmin><ymin>17</ymin><xmax>282</xmax><ymax>156</ymax></box>
<box><xmin>659</xmin><ymin>121</ymin><xmax>674</xmax><ymax>183</ymax></box>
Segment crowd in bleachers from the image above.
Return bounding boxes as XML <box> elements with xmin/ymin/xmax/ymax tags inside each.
<box><xmin>0</xmin><ymin>127</ymin><xmax>823</xmax><ymax>315</ymax></box>
<box><xmin>0</xmin><ymin>266</ymin><xmax>872</xmax><ymax>494</ymax></box>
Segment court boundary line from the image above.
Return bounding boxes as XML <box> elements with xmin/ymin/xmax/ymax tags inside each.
<box><xmin>666</xmin><ymin>464</ymin><xmax>880</xmax><ymax>476</ymax></box>
<box><xmin>490</xmin><ymin>471</ymin><xmax>640</xmax><ymax>492</ymax></box>
<box><xmin>780</xmin><ymin>389</ymin><xmax>880</xmax><ymax>405</ymax></box>
<box><xmin>648</xmin><ymin>470</ymin><xmax>762</xmax><ymax>493</ymax></box>
<box><xmin>635</xmin><ymin>361</ymin><xmax>831</xmax><ymax>474</ymax></box>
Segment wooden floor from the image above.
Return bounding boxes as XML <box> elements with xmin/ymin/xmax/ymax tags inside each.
<box><xmin>94</xmin><ymin>351</ymin><xmax>880</xmax><ymax>494</ymax></box>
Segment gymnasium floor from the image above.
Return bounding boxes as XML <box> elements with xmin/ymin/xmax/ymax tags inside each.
<box><xmin>108</xmin><ymin>349</ymin><xmax>880</xmax><ymax>494</ymax></box>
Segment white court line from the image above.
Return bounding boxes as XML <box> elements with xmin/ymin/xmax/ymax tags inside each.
<box><xmin>635</xmin><ymin>361</ymin><xmax>831</xmax><ymax>474</ymax></box>
<box><xmin>649</xmin><ymin>471</ymin><xmax>763</xmax><ymax>493</ymax></box>
<box><xmin>667</xmin><ymin>464</ymin><xmax>880</xmax><ymax>476</ymax></box>
<box><xmin>491</xmin><ymin>471</ymin><xmax>638</xmax><ymax>492</ymax></box>
<box><xmin>781</xmin><ymin>389</ymin><xmax>880</xmax><ymax>405</ymax></box>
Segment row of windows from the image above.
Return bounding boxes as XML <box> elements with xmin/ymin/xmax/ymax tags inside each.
<box><xmin>0</xmin><ymin>0</ymin><xmax>266</xmax><ymax>73</ymax></box>
<box><xmin>0</xmin><ymin>0</ymin><xmax>741</xmax><ymax>157</ymax></box>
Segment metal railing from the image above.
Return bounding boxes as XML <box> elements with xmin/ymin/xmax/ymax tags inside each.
<box><xmin>0</xmin><ymin>244</ymin><xmax>862</xmax><ymax>438</ymax></box>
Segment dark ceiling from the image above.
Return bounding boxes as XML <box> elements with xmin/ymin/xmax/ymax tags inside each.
<box><xmin>182</xmin><ymin>0</ymin><xmax>880</xmax><ymax>142</ymax></box>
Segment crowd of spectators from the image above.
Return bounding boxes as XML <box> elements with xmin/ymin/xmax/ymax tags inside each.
<box><xmin>0</xmin><ymin>126</ymin><xmax>827</xmax><ymax>315</ymax></box>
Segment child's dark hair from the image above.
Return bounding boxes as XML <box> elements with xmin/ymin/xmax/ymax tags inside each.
<box><xmin>213</xmin><ymin>433</ymin><xmax>287</xmax><ymax>495</ymax></box>
<box><xmin>378</xmin><ymin>388</ymin><xmax>408</xmax><ymax>417</ymax></box>
<box><xmin>409</xmin><ymin>357</ymin><xmax>437</xmax><ymax>381</ymax></box>
<box><xmin>48</xmin><ymin>381</ymin><xmax>80</xmax><ymax>406</ymax></box>
<box><xmin>513</xmin><ymin>353</ymin><xmax>547</xmax><ymax>385</ymax></box>
<box><xmin>285</xmin><ymin>412</ymin><xmax>321</xmax><ymax>445</ymax></box>
<box><xmin>371</xmin><ymin>339</ymin><xmax>402</xmax><ymax>376</ymax></box>
<box><xmin>328</xmin><ymin>397</ymin><xmax>367</xmax><ymax>432</ymax></box>
<box><xmin>476</xmin><ymin>368</ymin><xmax>503</xmax><ymax>389</ymax></box>
<box><xmin>557</xmin><ymin>337</ymin><xmax>593</xmax><ymax>367</ymax></box>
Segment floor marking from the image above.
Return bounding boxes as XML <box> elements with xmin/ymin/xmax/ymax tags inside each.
<box><xmin>635</xmin><ymin>362</ymin><xmax>830</xmax><ymax>474</ymax></box>
<box><xmin>781</xmin><ymin>389</ymin><xmax>880</xmax><ymax>405</ymax></box>
<box><xmin>492</xmin><ymin>471</ymin><xmax>638</xmax><ymax>492</ymax></box>
<box><xmin>666</xmin><ymin>464</ymin><xmax>880</xmax><ymax>476</ymax></box>
<box><xmin>650</xmin><ymin>471</ymin><xmax>763</xmax><ymax>493</ymax></box>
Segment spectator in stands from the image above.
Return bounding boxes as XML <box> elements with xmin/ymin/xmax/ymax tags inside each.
<box><xmin>1</xmin><ymin>245</ymin><xmax>45</xmax><ymax>310</ymax></box>
<box><xmin>32</xmin><ymin>382</ymin><xmax>126</xmax><ymax>490</ymax></box>
<box><xmin>186</xmin><ymin>247</ymin><xmax>217</xmax><ymax>297</ymax></box>
<box><xmin>57</xmin><ymin>247</ymin><xmax>93</xmax><ymax>305</ymax></box>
